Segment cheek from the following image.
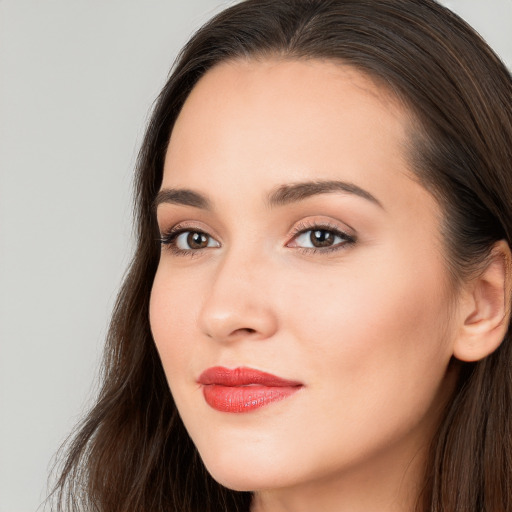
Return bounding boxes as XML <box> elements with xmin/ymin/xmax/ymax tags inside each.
<box><xmin>258</xmin><ymin>255</ymin><xmax>455</xmax><ymax>480</ymax></box>
<box><xmin>149</xmin><ymin>266</ymin><xmax>199</xmax><ymax>374</ymax></box>
<box><xmin>285</xmin><ymin>248</ymin><xmax>454</xmax><ymax>418</ymax></box>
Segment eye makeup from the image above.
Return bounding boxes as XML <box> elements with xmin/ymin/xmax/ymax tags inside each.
<box><xmin>287</xmin><ymin>220</ymin><xmax>356</xmax><ymax>255</ymax></box>
<box><xmin>158</xmin><ymin>218</ymin><xmax>356</xmax><ymax>258</ymax></box>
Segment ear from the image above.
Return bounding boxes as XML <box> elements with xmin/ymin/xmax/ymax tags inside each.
<box><xmin>453</xmin><ymin>240</ymin><xmax>512</xmax><ymax>362</ymax></box>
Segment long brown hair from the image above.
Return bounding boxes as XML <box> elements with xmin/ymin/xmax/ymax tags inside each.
<box><xmin>49</xmin><ymin>1</ymin><xmax>512</xmax><ymax>511</ymax></box>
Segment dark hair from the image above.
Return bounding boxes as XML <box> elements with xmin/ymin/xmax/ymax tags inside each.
<box><xmin>50</xmin><ymin>1</ymin><xmax>512</xmax><ymax>511</ymax></box>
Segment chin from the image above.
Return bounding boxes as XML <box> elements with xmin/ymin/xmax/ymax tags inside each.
<box><xmin>197</xmin><ymin>442</ymin><xmax>294</xmax><ymax>492</ymax></box>
<box><xmin>200</xmin><ymin>453</ymin><xmax>266</xmax><ymax>491</ymax></box>
<box><xmin>204</xmin><ymin>466</ymin><xmax>291</xmax><ymax>493</ymax></box>
<box><xmin>207</xmin><ymin>471</ymin><xmax>259</xmax><ymax>492</ymax></box>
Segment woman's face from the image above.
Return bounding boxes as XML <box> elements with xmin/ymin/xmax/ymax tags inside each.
<box><xmin>150</xmin><ymin>59</ymin><xmax>460</xmax><ymax>503</ymax></box>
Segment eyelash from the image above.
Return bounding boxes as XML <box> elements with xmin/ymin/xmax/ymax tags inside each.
<box><xmin>289</xmin><ymin>221</ymin><xmax>356</xmax><ymax>255</ymax></box>
<box><xmin>158</xmin><ymin>222</ymin><xmax>356</xmax><ymax>257</ymax></box>
<box><xmin>159</xmin><ymin>223</ymin><xmax>214</xmax><ymax>257</ymax></box>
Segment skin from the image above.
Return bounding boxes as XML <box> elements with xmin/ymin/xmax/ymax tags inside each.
<box><xmin>149</xmin><ymin>59</ymin><xmax>464</xmax><ymax>512</ymax></box>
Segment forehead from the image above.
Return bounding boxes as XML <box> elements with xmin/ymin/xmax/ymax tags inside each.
<box><xmin>172</xmin><ymin>57</ymin><xmax>408</xmax><ymax>128</ymax></box>
<box><xmin>162</xmin><ymin>58</ymin><xmax>426</xmax><ymax>214</ymax></box>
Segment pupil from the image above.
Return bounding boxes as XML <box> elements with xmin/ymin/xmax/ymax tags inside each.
<box><xmin>188</xmin><ymin>232</ymin><xmax>208</xmax><ymax>249</ymax></box>
<box><xmin>311</xmin><ymin>230</ymin><xmax>334</xmax><ymax>247</ymax></box>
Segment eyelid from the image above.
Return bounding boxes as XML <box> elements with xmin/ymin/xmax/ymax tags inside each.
<box><xmin>288</xmin><ymin>218</ymin><xmax>355</xmax><ymax>240</ymax></box>
<box><xmin>158</xmin><ymin>220</ymin><xmax>220</xmax><ymax>240</ymax></box>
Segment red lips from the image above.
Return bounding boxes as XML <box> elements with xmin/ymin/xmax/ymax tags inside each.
<box><xmin>198</xmin><ymin>366</ymin><xmax>303</xmax><ymax>413</ymax></box>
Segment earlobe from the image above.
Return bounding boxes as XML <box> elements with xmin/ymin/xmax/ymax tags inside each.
<box><xmin>453</xmin><ymin>240</ymin><xmax>512</xmax><ymax>362</ymax></box>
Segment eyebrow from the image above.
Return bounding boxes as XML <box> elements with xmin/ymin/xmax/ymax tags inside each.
<box><xmin>153</xmin><ymin>188</ymin><xmax>211</xmax><ymax>211</ymax></box>
<box><xmin>267</xmin><ymin>180</ymin><xmax>383</xmax><ymax>209</ymax></box>
<box><xmin>153</xmin><ymin>180</ymin><xmax>383</xmax><ymax>212</ymax></box>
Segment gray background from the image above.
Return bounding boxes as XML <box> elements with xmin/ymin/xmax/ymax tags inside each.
<box><xmin>0</xmin><ymin>1</ymin><xmax>510</xmax><ymax>511</ymax></box>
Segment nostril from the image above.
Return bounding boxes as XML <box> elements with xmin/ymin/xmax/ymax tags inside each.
<box><xmin>205</xmin><ymin>327</ymin><xmax>256</xmax><ymax>340</ymax></box>
<box><xmin>244</xmin><ymin>328</ymin><xmax>257</xmax><ymax>334</ymax></box>
<box><xmin>233</xmin><ymin>327</ymin><xmax>257</xmax><ymax>336</ymax></box>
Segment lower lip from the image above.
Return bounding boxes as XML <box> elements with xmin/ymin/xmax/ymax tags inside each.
<box><xmin>202</xmin><ymin>384</ymin><xmax>301</xmax><ymax>413</ymax></box>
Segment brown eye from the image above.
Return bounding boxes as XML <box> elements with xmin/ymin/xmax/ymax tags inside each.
<box><xmin>160</xmin><ymin>228</ymin><xmax>221</xmax><ymax>254</ymax></box>
<box><xmin>187</xmin><ymin>231</ymin><xmax>210</xmax><ymax>249</ymax></box>
<box><xmin>289</xmin><ymin>226</ymin><xmax>355</xmax><ymax>252</ymax></box>
<box><xmin>175</xmin><ymin>230</ymin><xmax>219</xmax><ymax>251</ymax></box>
<box><xmin>310</xmin><ymin>229</ymin><xmax>336</xmax><ymax>247</ymax></box>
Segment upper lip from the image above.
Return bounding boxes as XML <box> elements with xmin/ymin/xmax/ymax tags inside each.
<box><xmin>198</xmin><ymin>366</ymin><xmax>303</xmax><ymax>387</ymax></box>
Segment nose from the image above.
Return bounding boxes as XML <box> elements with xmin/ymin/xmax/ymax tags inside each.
<box><xmin>198</xmin><ymin>250</ymin><xmax>279</xmax><ymax>343</ymax></box>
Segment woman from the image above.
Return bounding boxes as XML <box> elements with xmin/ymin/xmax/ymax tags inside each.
<box><xmin>51</xmin><ymin>0</ymin><xmax>512</xmax><ymax>511</ymax></box>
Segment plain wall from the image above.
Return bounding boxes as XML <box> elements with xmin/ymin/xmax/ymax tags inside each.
<box><xmin>0</xmin><ymin>1</ymin><xmax>510</xmax><ymax>511</ymax></box>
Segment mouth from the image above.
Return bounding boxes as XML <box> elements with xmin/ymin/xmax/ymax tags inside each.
<box><xmin>198</xmin><ymin>366</ymin><xmax>303</xmax><ymax>413</ymax></box>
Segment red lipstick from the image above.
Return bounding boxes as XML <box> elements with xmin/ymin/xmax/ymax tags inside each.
<box><xmin>198</xmin><ymin>366</ymin><xmax>302</xmax><ymax>413</ymax></box>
